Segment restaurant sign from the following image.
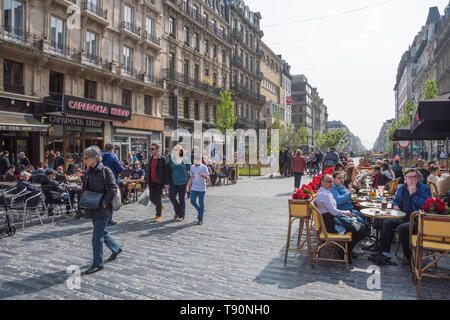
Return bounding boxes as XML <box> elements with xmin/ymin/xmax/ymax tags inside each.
<box><xmin>48</xmin><ymin>115</ymin><xmax>103</xmax><ymax>128</ymax></box>
<box><xmin>62</xmin><ymin>95</ymin><xmax>131</xmax><ymax>121</ymax></box>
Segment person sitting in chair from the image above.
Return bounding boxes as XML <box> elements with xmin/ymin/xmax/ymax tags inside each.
<box><xmin>17</xmin><ymin>171</ymin><xmax>41</xmax><ymax>192</ymax></box>
<box><xmin>376</xmin><ymin>168</ymin><xmax>431</xmax><ymax>266</ymax></box>
<box><xmin>41</xmin><ymin>169</ymin><xmax>66</xmax><ymax>217</ymax></box>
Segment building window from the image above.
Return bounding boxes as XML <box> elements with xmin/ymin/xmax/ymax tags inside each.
<box><xmin>123</xmin><ymin>46</ymin><xmax>132</xmax><ymax>74</ymax></box>
<box><xmin>3</xmin><ymin>59</ymin><xmax>23</xmax><ymax>94</ymax></box>
<box><xmin>184</xmin><ymin>26</ymin><xmax>189</xmax><ymax>45</ymax></box>
<box><xmin>4</xmin><ymin>0</ymin><xmax>24</xmax><ymax>32</ymax></box>
<box><xmin>250</xmin><ymin>105</ymin><xmax>254</xmax><ymax>120</ymax></box>
<box><xmin>213</xmin><ymin>73</ymin><xmax>217</xmax><ymax>86</ymax></box>
<box><xmin>194</xmin><ymin>33</ymin><xmax>199</xmax><ymax>50</ymax></box>
<box><xmin>194</xmin><ymin>64</ymin><xmax>199</xmax><ymax>82</ymax></box>
<box><xmin>212</xmin><ymin>44</ymin><xmax>217</xmax><ymax>58</ymax></box>
<box><xmin>84</xmin><ymin>80</ymin><xmax>96</xmax><ymax>99</ymax></box>
<box><xmin>193</xmin><ymin>5</ymin><xmax>198</xmax><ymax>19</ymax></box>
<box><xmin>124</xmin><ymin>5</ymin><xmax>133</xmax><ymax>24</ymax></box>
<box><xmin>85</xmin><ymin>30</ymin><xmax>98</xmax><ymax>61</ymax></box>
<box><xmin>184</xmin><ymin>98</ymin><xmax>189</xmax><ymax>119</ymax></box>
<box><xmin>222</xmin><ymin>50</ymin><xmax>226</xmax><ymax>64</ymax></box>
<box><xmin>205</xmin><ymin>104</ymin><xmax>209</xmax><ymax>122</ymax></box>
<box><xmin>144</xmin><ymin>95</ymin><xmax>152</xmax><ymax>115</ymax></box>
<box><xmin>204</xmin><ymin>39</ymin><xmax>209</xmax><ymax>55</ymax></box>
<box><xmin>169</xmin><ymin>17</ymin><xmax>175</xmax><ymax>38</ymax></box>
<box><xmin>183</xmin><ymin>59</ymin><xmax>189</xmax><ymax>80</ymax></box>
<box><xmin>169</xmin><ymin>52</ymin><xmax>175</xmax><ymax>74</ymax></box>
<box><xmin>50</xmin><ymin>16</ymin><xmax>65</xmax><ymax>54</ymax></box>
<box><xmin>213</xmin><ymin>105</ymin><xmax>217</xmax><ymax>120</ymax></box>
<box><xmin>49</xmin><ymin>71</ymin><xmax>63</xmax><ymax>96</ymax></box>
<box><xmin>122</xmin><ymin>89</ymin><xmax>131</xmax><ymax>108</ymax></box>
<box><xmin>146</xmin><ymin>17</ymin><xmax>153</xmax><ymax>35</ymax></box>
<box><xmin>245</xmin><ymin>104</ymin><xmax>249</xmax><ymax>119</ymax></box>
<box><xmin>194</xmin><ymin>100</ymin><xmax>199</xmax><ymax>120</ymax></box>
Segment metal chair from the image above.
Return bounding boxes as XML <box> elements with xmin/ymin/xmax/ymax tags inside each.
<box><xmin>11</xmin><ymin>191</ymin><xmax>46</xmax><ymax>231</ymax></box>
<box><xmin>46</xmin><ymin>190</ymin><xmax>74</xmax><ymax>222</ymax></box>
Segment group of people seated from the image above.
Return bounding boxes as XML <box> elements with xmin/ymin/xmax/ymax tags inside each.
<box><xmin>315</xmin><ymin>160</ymin><xmax>435</xmax><ymax>266</ymax></box>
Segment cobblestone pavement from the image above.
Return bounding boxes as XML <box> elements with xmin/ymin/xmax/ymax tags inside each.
<box><xmin>0</xmin><ymin>174</ymin><xmax>449</xmax><ymax>300</ymax></box>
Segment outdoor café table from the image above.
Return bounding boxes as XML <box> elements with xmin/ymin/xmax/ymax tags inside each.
<box><xmin>359</xmin><ymin>201</ymin><xmax>383</xmax><ymax>209</ymax></box>
<box><xmin>360</xmin><ymin>208</ymin><xmax>407</xmax><ymax>250</ymax></box>
<box><xmin>358</xmin><ymin>189</ymin><xmax>372</xmax><ymax>195</ymax></box>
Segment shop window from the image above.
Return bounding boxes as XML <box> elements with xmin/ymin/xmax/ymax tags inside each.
<box><xmin>49</xmin><ymin>71</ymin><xmax>63</xmax><ymax>96</ymax></box>
<box><xmin>84</xmin><ymin>80</ymin><xmax>96</xmax><ymax>99</ymax></box>
<box><xmin>3</xmin><ymin>59</ymin><xmax>23</xmax><ymax>94</ymax></box>
<box><xmin>184</xmin><ymin>98</ymin><xmax>189</xmax><ymax>119</ymax></box>
<box><xmin>144</xmin><ymin>95</ymin><xmax>152</xmax><ymax>115</ymax></box>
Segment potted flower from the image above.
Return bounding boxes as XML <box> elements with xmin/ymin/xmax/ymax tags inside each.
<box><xmin>441</xmin><ymin>164</ymin><xmax>447</xmax><ymax>169</ymax></box>
<box><xmin>422</xmin><ymin>198</ymin><xmax>450</xmax><ymax>215</ymax></box>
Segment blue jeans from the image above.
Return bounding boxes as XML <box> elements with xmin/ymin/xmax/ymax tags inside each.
<box><xmin>190</xmin><ymin>190</ymin><xmax>206</xmax><ymax>220</ymax></box>
<box><xmin>169</xmin><ymin>184</ymin><xmax>187</xmax><ymax>218</ymax></box>
<box><xmin>91</xmin><ymin>215</ymin><xmax>120</xmax><ymax>268</ymax></box>
<box><xmin>294</xmin><ymin>172</ymin><xmax>303</xmax><ymax>188</ymax></box>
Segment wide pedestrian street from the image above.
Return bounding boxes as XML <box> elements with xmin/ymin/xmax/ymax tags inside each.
<box><xmin>0</xmin><ymin>174</ymin><xmax>449</xmax><ymax>300</ymax></box>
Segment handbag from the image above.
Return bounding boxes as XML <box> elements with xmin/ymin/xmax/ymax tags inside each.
<box><xmin>79</xmin><ymin>190</ymin><xmax>103</xmax><ymax>210</ymax></box>
<box><xmin>103</xmin><ymin>169</ymin><xmax>121</xmax><ymax>212</ymax></box>
<box><xmin>138</xmin><ymin>187</ymin><xmax>150</xmax><ymax>206</ymax></box>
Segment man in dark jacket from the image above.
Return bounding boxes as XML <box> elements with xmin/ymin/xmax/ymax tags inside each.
<box><xmin>146</xmin><ymin>143</ymin><xmax>170</xmax><ymax>223</ymax></box>
<box><xmin>41</xmin><ymin>169</ymin><xmax>67</xmax><ymax>217</ymax></box>
<box><xmin>54</xmin><ymin>152</ymin><xmax>65</xmax><ymax>169</ymax></box>
<box><xmin>371</xmin><ymin>166</ymin><xmax>392</xmax><ymax>188</ymax></box>
<box><xmin>323</xmin><ymin>147</ymin><xmax>340</xmax><ymax>169</ymax></box>
<box><xmin>18</xmin><ymin>152</ymin><xmax>30</xmax><ymax>168</ymax></box>
<box><xmin>102</xmin><ymin>143</ymin><xmax>124</xmax><ymax>226</ymax></box>
<box><xmin>0</xmin><ymin>151</ymin><xmax>10</xmax><ymax>175</ymax></box>
<box><xmin>391</xmin><ymin>159</ymin><xmax>404</xmax><ymax>184</ymax></box>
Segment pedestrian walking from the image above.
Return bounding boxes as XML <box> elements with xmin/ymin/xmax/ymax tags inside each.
<box><xmin>292</xmin><ymin>150</ymin><xmax>307</xmax><ymax>192</ymax></box>
<box><xmin>267</xmin><ymin>152</ymin><xmax>276</xmax><ymax>178</ymax></box>
<box><xmin>187</xmin><ymin>159</ymin><xmax>210</xmax><ymax>225</ymax></box>
<box><xmin>81</xmin><ymin>145</ymin><xmax>122</xmax><ymax>275</ymax></box>
<box><xmin>54</xmin><ymin>151</ymin><xmax>65</xmax><ymax>169</ymax></box>
<box><xmin>102</xmin><ymin>143</ymin><xmax>125</xmax><ymax>226</ymax></box>
<box><xmin>0</xmin><ymin>150</ymin><xmax>10</xmax><ymax>175</ymax></box>
<box><xmin>169</xmin><ymin>145</ymin><xmax>189</xmax><ymax>222</ymax></box>
<box><xmin>146</xmin><ymin>143</ymin><xmax>170</xmax><ymax>223</ymax></box>
<box><xmin>48</xmin><ymin>150</ymin><xmax>55</xmax><ymax>169</ymax></box>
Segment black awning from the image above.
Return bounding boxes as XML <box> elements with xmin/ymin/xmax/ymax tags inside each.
<box><xmin>411</xmin><ymin>93</ymin><xmax>450</xmax><ymax>137</ymax></box>
<box><xmin>391</xmin><ymin>124</ymin><xmax>450</xmax><ymax>141</ymax></box>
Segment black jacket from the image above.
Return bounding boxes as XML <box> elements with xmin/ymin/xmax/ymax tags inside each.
<box><xmin>146</xmin><ymin>156</ymin><xmax>170</xmax><ymax>186</ymax></box>
<box><xmin>19</xmin><ymin>156</ymin><xmax>30</xmax><ymax>168</ymax></box>
<box><xmin>54</xmin><ymin>156</ymin><xmax>65</xmax><ymax>168</ymax></box>
<box><xmin>41</xmin><ymin>175</ymin><xmax>65</xmax><ymax>202</ymax></box>
<box><xmin>0</xmin><ymin>155</ymin><xmax>10</xmax><ymax>175</ymax></box>
<box><xmin>82</xmin><ymin>162</ymin><xmax>117</xmax><ymax>219</ymax></box>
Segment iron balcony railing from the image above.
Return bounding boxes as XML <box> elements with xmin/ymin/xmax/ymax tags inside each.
<box><xmin>83</xmin><ymin>0</ymin><xmax>108</xmax><ymax>20</ymax></box>
<box><xmin>232</xmin><ymin>55</ymin><xmax>243</xmax><ymax>66</ymax></box>
<box><xmin>142</xmin><ymin>31</ymin><xmax>161</xmax><ymax>46</ymax></box>
<box><xmin>139</xmin><ymin>73</ymin><xmax>164</xmax><ymax>87</ymax></box>
<box><xmin>233</xmin><ymin>84</ymin><xmax>266</xmax><ymax>103</ymax></box>
<box><xmin>50</xmin><ymin>41</ymin><xmax>81</xmax><ymax>61</ymax></box>
<box><xmin>1</xmin><ymin>25</ymin><xmax>43</xmax><ymax>50</ymax></box>
<box><xmin>83</xmin><ymin>53</ymin><xmax>113</xmax><ymax>71</ymax></box>
<box><xmin>231</xmin><ymin>28</ymin><xmax>243</xmax><ymax>42</ymax></box>
<box><xmin>121</xmin><ymin>21</ymin><xmax>141</xmax><ymax>37</ymax></box>
<box><xmin>162</xmin><ymin>69</ymin><xmax>221</xmax><ymax>96</ymax></box>
<box><xmin>3</xmin><ymin>83</ymin><xmax>24</xmax><ymax>95</ymax></box>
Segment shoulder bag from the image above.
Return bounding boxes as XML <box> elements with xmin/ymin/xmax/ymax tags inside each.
<box><xmin>103</xmin><ymin>168</ymin><xmax>121</xmax><ymax>212</ymax></box>
<box><xmin>79</xmin><ymin>173</ymin><xmax>103</xmax><ymax>210</ymax></box>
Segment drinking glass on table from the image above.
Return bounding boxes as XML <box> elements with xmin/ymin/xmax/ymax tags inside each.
<box><xmin>377</xmin><ymin>185</ymin><xmax>385</xmax><ymax>196</ymax></box>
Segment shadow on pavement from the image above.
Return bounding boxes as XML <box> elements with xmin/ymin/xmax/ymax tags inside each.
<box><xmin>21</xmin><ymin>226</ymin><xmax>92</xmax><ymax>242</ymax></box>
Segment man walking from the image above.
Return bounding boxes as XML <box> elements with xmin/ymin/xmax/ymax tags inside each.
<box><xmin>0</xmin><ymin>151</ymin><xmax>10</xmax><ymax>175</ymax></box>
<box><xmin>102</xmin><ymin>143</ymin><xmax>125</xmax><ymax>226</ymax></box>
<box><xmin>146</xmin><ymin>143</ymin><xmax>170</xmax><ymax>223</ymax></box>
<box><xmin>18</xmin><ymin>152</ymin><xmax>30</xmax><ymax>168</ymax></box>
<box><xmin>323</xmin><ymin>147</ymin><xmax>340</xmax><ymax>170</ymax></box>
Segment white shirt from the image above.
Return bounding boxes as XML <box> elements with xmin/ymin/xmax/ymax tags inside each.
<box><xmin>316</xmin><ymin>187</ymin><xmax>348</xmax><ymax>217</ymax></box>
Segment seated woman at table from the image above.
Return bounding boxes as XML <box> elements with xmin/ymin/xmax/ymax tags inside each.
<box><xmin>381</xmin><ymin>163</ymin><xmax>395</xmax><ymax>180</ymax></box>
<box><xmin>428</xmin><ymin>165</ymin><xmax>442</xmax><ymax>186</ymax></box>
<box><xmin>331</xmin><ymin>171</ymin><xmax>366</xmax><ymax>225</ymax></box>
<box><xmin>17</xmin><ymin>171</ymin><xmax>41</xmax><ymax>192</ymax></box>
<box><xmin>344</xmin><ymin>166</ymin><xmax>362</xmax><ymax>194</ymax></box>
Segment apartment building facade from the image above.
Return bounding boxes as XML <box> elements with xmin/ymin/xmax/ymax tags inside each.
<box><xmin>260</xmin><ymin>41</ymin><xmax>281</xmax><ymax>128</ymax></box>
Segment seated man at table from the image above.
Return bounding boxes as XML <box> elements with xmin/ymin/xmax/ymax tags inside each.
<box><xmin>123</xmin><ymin>161</ymin><xmax>146</xmax><ymax>204</ymax></box>
<box><xmin>377</xmin><ymin>168</ymin><xmax>431</xmax><ymax>266</ymax></box>
<box><xmin>5</xmin><ymin>165</ymin><xmax>15</xmax><ymax>178</ymax></box>
<box><xmin>316</xmin><ymin>174</ymin><xmax>367</xmax><ymax>261</ymax></box>
<box><xmin>41</xmin><ymin>169</ymin><xmax>67</xmax><ymax>217</ymax></box>
<box><xmin>17</xmin><ymin>171</ymin><xmax>41</xmax><ymax>192</ymax></box>
<box><xmin>371</xmin><ymin>166</ymin><xmax>391</xmax><ymax>189</ymax></box>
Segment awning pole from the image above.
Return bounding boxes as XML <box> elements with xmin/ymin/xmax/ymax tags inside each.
<box><xmin>446</xmin><ymin>137</ymin><xmax>449</xmax><ymax>171</ymax></box>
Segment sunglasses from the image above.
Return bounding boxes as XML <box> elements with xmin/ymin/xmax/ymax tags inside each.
<box><xmin>150</xmin><ymin>148</ymin><xmax>156</xmax><ymax>150</ymax></box>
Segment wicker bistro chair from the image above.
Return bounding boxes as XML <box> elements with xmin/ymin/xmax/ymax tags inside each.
<box><xmin>410</xmin><ymin>211</ymin><xmax>450</xmax><ymax>298</ymax></box>
<box><xmin>284</xmin><ymin>199</ymin><xmax>313</xmax><ymax>266</ymax></box>
<box><xmin>384</xmin><ymin>178</ymin><xmax>401</xmax><ymax>197</ymax></box>
<box><xmin>427</xmin><ymin>181</ymin><xmax>440</xmax><ymax>199</ymax></box>
<box><xmin>310</xmin><ymin>199</ymin><xmax>352</xmax><ymax>272</ymax></box>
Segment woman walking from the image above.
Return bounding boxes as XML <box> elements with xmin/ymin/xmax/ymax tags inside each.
<box><xmin>169</xmin><ymin>145</ymin><xmax>189</xmax><ymax>222</ymax></box>
<box><xmin>187</xmin><ymin>159</ymin><xmax>210</xmax><ymax>225</ymax></box>
<box><xmin>82</xmin><ymin>146</ymin><xmax>122</xmax><ymax>275</ymax></box>
<box><xmin>291</xmin><ymin>149</ymin><xmax>307</xmax><ymax>192</ymax></box>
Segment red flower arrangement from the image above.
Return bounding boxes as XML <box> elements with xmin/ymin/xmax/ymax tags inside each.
<box><xmin>441</xmin><ymin>164</ymin><xmax>447</xmax><ymax>169</ymax></box>
<box><xmin>292</xmin><ymin>166</ymin><xmax>335</xmax><ymax>200</ymax></box>
<box><xmin>422</xmin><ymin>198</ymin><xmax>450</xmax><ymax>215</ymax></box>
<box><xmin>364</xmin><ymin>164</ymin><xmax>370</xmax><ymax>168</ymax></box>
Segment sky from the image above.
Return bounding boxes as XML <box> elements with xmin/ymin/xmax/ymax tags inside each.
<box><xmin>243</xmin><ymin>0</ymin><xmax>450</xmax><ymax>149</ymax></box>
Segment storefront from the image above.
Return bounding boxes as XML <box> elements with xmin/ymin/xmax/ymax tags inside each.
<box><xmin>44</xmin><ymin>94</ymin><xmax>131</xmax><ymax>167</ymax></box>
<box><xmin>113</xmin><ymin>114</ymin><xmax>164</xmax><ymax>163</ymax></box>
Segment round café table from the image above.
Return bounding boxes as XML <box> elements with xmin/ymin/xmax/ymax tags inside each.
<box><xmin>359</xmin><ymin>201</ymin><xmax>383</xmax><ymax>209</ymax></box>
<box><xmin>360</xmin><ymin>208</ymin><xmax>407</xmax><ymax>251</ymax></box>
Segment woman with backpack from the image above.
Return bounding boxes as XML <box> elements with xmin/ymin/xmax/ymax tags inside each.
<box><xmin>81</xmin><ymin>145</ymin><xmax>122</xmax><ymax>275</ymax></box>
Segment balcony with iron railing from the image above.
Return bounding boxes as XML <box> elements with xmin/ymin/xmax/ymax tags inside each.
<box><xmin>232</xmin><ymin>55</ymin><xmax>243</xmax><ymax>66</ymax></box>
<box><xmin>142</xmin><ymin>31</ymin><xmax>161</xmax><ymax>48</ymax></box>
<box><xmin>162</xmin><ymin>69</ymin><xmax>221</xmax><ymax>97</ymax></box>
<box><xmin>233</xmin><ymin>84</ymin><xmax>266</xmax><ymax>103</ymax></box>
<box><xmin>49</xmin><ymin>41</ymin><xmax>81</xmax><ymax>61</ymax></box>
<box><xmin>3</xmin><ymin>83</ymin><xmax>25</xmax><ymax>95</ymax></box>
<box><xmin>82</xmin><ymin>0</ymin><xmax>108</xmax><ymax>24</ymax></box>
<box><xmin>120</xmin><ymin>21</ymin><xmax>141</xmax><ymax>40</ymax></box>
<box><xmin>231</xmin><ymin>28</ymin><xmax>243</xmax><ymax>42</ymax></box>
<box><xmin>139</xmin><ymin>73</ymin><xmax>164</xmax><ymax>88</ymax></box>
<box><xmin>1</xmin><ymin>25</ymin><xmax>43</xmax><ymax>50</ymax></box>
<box><xmin>82</xmin><ymin>53</ymin><xmax>113</xmax><ymax>72</ymax></box>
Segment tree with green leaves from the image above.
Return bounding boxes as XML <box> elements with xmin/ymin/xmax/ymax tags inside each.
<box><xmin>214</xmin><ymin>91</ymin><xmax>237</xmax><ymax>135</ymax></box>
<box><xmin>423</xmin><ymin>79</ymin><xmax>438</xmax><ymax>100</ymax></box>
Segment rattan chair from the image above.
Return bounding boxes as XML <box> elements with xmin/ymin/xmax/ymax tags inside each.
<box><xmin>384</xmin><ymin>178</ymin><xmax>400</xmax><ymax>197</ymax></box>
<box><xmin>284</xmin><ymin>199</ymin><xmax>313</xmax><ymax>266</ymax></box>
<box><xmin>411</xmin><ymin>211</ymin><xmax>450</xmax><ymax>298</ymax></box>
<box><xmin>427</xmin><ymin>181</ymin><xmax>439</xmax><ymax>199</ymax></box>
<box><xmin>310</xmin><ymin>199</ymin><xmax>352</xmax><ymax>272</ymax></box>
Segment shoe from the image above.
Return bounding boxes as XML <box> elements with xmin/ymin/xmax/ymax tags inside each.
<box><xmin>64</xmin><ymin>213</ymin><xmax>72</xmax><ymax>219</ymax></box>
<box><xmin>174</xmin><ymin>214</ymin><xmax>178</xmax><ymax>220</ymax></box>
<box><xmin>153</xmin><ymin>216</ymin><xmax>162</xmax><ymax>223</ymax></box>
<box><xmin>352</xmin><ymin>244</ymin><xmax>365</xmax><ymax>255</ymax></box>
<box><xmin>401</xmin><ymin>259</ymin><xmax>411</xmax><ymax>266</ymax></box>
<box><xmin>107</xmin><ymin>248</ymin><xmax>122</xmax><ymax>262</ymax></box>
<box><xmin>107</xmin><ymin>220</ymin><xmax>117</xmax><ymax>226</ymax></box>
<box><xmin>177</xmin><ymin>217</ymin><xmax>184</xmax><ymax>222</ymax></box>
<box><xmin>197</xmin><ymin>219</ymin><xmax>203</xmax><ymax>225</ymax></box>
<box><xmin>84</xmin><ymin>266</ymin><xmax>104</xmax><ymax>275</ymax></box>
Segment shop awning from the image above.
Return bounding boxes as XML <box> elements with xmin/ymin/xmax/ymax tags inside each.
<box><xmin>0</xmin><ymin>112</ymin><xmax>48</xmax><ymax>132</ymax></box>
